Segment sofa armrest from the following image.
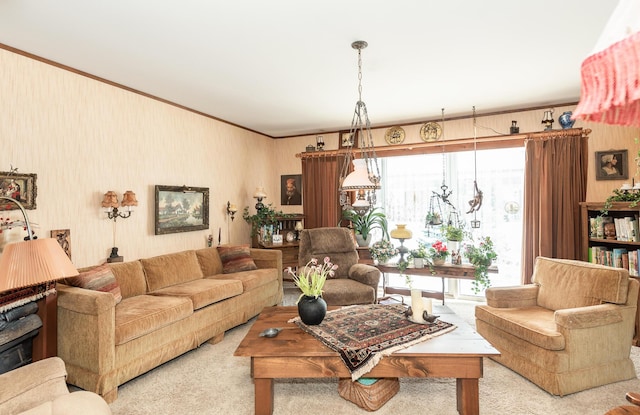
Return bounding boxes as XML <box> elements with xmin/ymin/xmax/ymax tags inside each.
<box><xmin>0</xmin><ymin>357</ymin><xmax>69</xmax><ymax>414</ymax></box>
<box><xmin>348</xmin><ymin>264</ymin><xmax>381</xmax><ymax>291</ymax></box>
<box><xmin>555</xmin><ymin>304</ymin><xmax>623</xmax><ymax>329</ymax></box>
<box><xmin>56</xmin><ymin>285</ymin><xmax>116</xmax><ymax>377</ymax></box>
<box><xmin>485</xmin><ymin>284</ymin><xmax>539</xmax><ymax>308</ymax></box>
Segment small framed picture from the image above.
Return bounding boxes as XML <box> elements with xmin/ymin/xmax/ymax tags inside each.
<box><xmin>155</xmin><ymin>185</ymin><xmax>210</xmax><ymax>235</ymax></box>
<box><xmin>281</xmin><ymin>174</ymin><xmax>302</xmax><ymax>206</ymax></box>
<box><xmin>339</xmin><ymin>130</ymin><xmax>358</xmax><ymax>149</ymax></box>
<box><xmin>0</xmin><ymin>171</ymin><xmax>37</xmax><ymax>209</ymax></box>
<box><xmin>51</xmin><ymin>228</ymin><xmax>72</xmax><ymax>260</ymax></box>
<box><xmin>595</xmin><ymin>149</ymin><xmax>628</xmax><ymax>180</ymax></box>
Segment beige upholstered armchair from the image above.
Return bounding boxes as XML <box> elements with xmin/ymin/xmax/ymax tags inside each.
<box><xmin>475</xmin><ymin>257</ymin><xmax>639</xmax><ymax>396</ymax></box>
<box><xmin>298</xmin><ymin>227</ymin><xmax>380</xmax><ymax>305</ymax></box>
<box><xmin>0</xmin><ymin>357</ymin><xmax>112</xmax><ymax>415</ymax></box>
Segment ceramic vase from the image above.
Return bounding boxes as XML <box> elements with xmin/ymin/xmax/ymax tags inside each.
<box><xmin>558</xmin><ymin>111</ymin><xmax>575</xmax><ymax>129</ymax></box>
<box><xmin>356</xmin><ymin>234</ymin><xmax>371</xmax><ymax>247</ymax></box>
<box><xmin>414</xmin><ymin>258</ymin><xmax>425</xmax><ymax>268</ymax></box>
<box><xmin>297</xmin><ymin>295</ymin><xmax>327</xmax><ymax>325</ymax></box>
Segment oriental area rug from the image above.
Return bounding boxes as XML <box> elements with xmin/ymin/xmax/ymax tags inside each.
<box><xmin>288</xmin><ymin>303</ymin><xmax>456</xmax><ymax>380</ymax></box>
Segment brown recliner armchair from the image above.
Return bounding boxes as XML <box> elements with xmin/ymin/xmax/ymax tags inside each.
<box><xmin>298</xmin><ymin>227</ymin><xmax>380</xmax><ymax>305</ymax></box>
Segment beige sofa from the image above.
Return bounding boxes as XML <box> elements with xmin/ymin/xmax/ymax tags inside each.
<box><xmin>0</xmin><ymin>357</ymin><xmax>111</xmax><ymax>415</ymax></box>
<box><xmin>475</xmin><ymin>256</ymin><xmax>638</xmax><ymax>396</ymax></box>
<box><xmin>56</xmin><ymin>246</ymin><xmax>282</xmax><ymax>403</ymax></box>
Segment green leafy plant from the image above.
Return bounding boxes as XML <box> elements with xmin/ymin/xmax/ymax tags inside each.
<box><xmin>601</xmin><ymin>188</ymin><xmax>640</xmax><ymax>215</ymax></box>
<box><xmin>286</xmin><ymin>257</ymin><xmax>337</xmax><ymax>304</ymax></box>
<box><xmin>442</xmin><ymin>223</ymin><xmax>465</xmax><ymax>241</ymax></box>
<box><xmin>340</xmin><ymin>207</ymin><xmax>389</xmax><ymax>241</ymax></box>
<box><xmin>242</xmin><ymin>204</ymin><xmax>293</xmax><ymax>237</ymax></box>
<box><xmin>425</xmin><ymin>211</ymin><xmax>442</xmax><ymax>226</ymax></box>
<box><xmin>408</xmin><ymin>242</ymin><xmax>428</xmax><ymax>259</ymax></box>
<box><xmin>464</xmin><ymin>236</ymin><xmax>497</xmax><ymax>293</ymax></box>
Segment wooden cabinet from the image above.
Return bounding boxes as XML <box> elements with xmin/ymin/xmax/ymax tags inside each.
<box><xmin>580</xmin><ymin>201</ymin><xmax>640</xmax><ymax>346</ymax></box>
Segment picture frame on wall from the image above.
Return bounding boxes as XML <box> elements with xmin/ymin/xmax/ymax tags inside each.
<box><xmin>0</xmin><ymin>171</ymin><xmax>37</xmax><ymax>209</ymax></box>
<box><xmin>51</xmin><ymin>229</ymin><xmax>72</xmax><ymax>260</ymax></box>
<box><xmin>281</xmin><ymin>174</ymin><xmax>302</xmax><ymax>205</ymax></box>
<box><xmin>595</xmin><ymin>149</ymin><xmax>628</xmax><ymax>181</ymax></box>
<box><xmin>339</xmin><ymin>130</ymin><xmax>358</xmax><ymax>149</ymax></box>
<box><xmin>155</xmin><ymin>185</ymin><xmax>209</xmax><ymax>235</ymax></box>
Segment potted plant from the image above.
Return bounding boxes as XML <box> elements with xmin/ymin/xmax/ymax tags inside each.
<box><xmin>408</xmin><ymin>242</ymin><xmax>428</xmax><ymax>268</ymax></box>
<box><xmin>442</xmin><ymin>223</ymin><xmax>465</xmax><ymax>264</ymax></box>
<box><xmin>464</xmin><ymin>236</ymin><xmax>498</xmax><ymax>293</ymax></box>
<box><xmin>242</xmin><ymin>204</ymin><xmax>293</xmax><ymax>242</ymax></box>
<box><xmin>286</xmin><ymin>257</ymin><xmax>337</xmax><ymax>325</ymax></box>
<box><xmin>340</xmin><ymin>207</ymin><xmax>389</xmax><ymax>247</ymax></box>
<box><xmin>428</xmin><ymin>240</ymin><xmax>449</xmax><ymax>266</ymax></box>
<box><xmin>368</xmin><ymin>239</ymin><xmax>398</xmax><ymax>265</ymax></box>
<box><xmin>425</xmin><ymin>211</ymin><xmax>442</xmax><ymax>226</ymax></box>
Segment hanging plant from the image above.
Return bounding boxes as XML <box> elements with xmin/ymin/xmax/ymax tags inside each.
<box><xmin>464</xmin><ymin>236</ymin><xmax>497</xmax><ymax>293</ymax></box>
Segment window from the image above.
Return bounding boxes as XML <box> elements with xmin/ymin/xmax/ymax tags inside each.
<box><xmin>380</xmin><ymin>147</ymin><xmax>524</xmax><ymax>298</ymax></box>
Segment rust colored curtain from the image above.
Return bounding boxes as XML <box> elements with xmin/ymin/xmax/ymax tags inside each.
<box><xmin>521</xmin><ymin>130</ymin><xmax>589</xmax><ymax>284</ymax></box>
<box><xmin>302</xmin><ymin>154</ymin><xmax>345</xmax><ymax>229</ymax></box>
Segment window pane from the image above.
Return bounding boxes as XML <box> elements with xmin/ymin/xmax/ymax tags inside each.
<box><xmin>380</xmin><ymin>147</ymin><xmax>524</xmax><ymax>297</ymax></box>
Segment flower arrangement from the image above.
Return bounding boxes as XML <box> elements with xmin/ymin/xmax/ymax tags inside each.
<box><xmin>464</xmin><ymin>236</ymin><xmax>497</xmax><ymax>293</ymax></box>
<box><xmin>429</xmin><ymin>240</ymin><xmax>449</xmax><ymax>261</ymax></box>
<box><xmin>369</xmin><ymin>239</ymin><xmax>398</xmax><ymax>263</ymax></box>
<box><xmin>286</xmin><ymin>257</ymin><xmax>337</xmax><ymax>304</ymax></box>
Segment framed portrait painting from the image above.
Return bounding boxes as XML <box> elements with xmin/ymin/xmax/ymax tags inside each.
<box><xmin>281</xmin><ymin>174</ymin><xmax>302</xmax><ymax>205</ymax></box>
<box><xmin>595</xmin><ymin>149</ymin><xmax>628</xmax><ymax>180</ymax></box>
<box><xmin>339</xmin><ymin>130</ymin><xmax>358</xmax><ymax>149</ymax></box>
<box><xmin>155</xmin><ymin>185</ymin><xmax>209</xmax><ymax>235</ymax></box>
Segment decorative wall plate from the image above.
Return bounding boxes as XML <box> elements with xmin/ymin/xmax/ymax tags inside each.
<box><xmin>384</xmin><ymin>126</ymin><xmax>406</xmax><ymax>145</ymax></box>
<box><xmin>420</xmin><ymin>122</ymin><xmax>442</xmax><ymax>142</ymax></box>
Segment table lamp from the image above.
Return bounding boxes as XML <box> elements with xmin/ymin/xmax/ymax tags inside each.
<box><xmin>390</xmin><ymin>224</ymin><xmax>412</xmax><ymax>262</ymax></box>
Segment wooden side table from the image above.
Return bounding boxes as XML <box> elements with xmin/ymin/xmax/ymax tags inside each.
<box><xmin>258</xmin><ymin>241</ymin><xmax>299</xmax><ymax>279</ymax></box>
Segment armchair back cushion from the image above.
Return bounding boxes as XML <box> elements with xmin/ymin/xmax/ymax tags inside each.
<box><xmin>298</xmin><ymin>227</ymin><xmax>358</xmax><ymax>279</ymax></box>
<box><xmin>533</xmin><ymin>257</ymin><xmax>629</xmax><ymax>310</ymax></box>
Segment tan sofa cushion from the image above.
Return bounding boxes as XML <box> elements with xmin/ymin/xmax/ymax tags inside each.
<box><xmin>532</xmin><ymin>257</ymin><xmax>629</xmax><ymax>311</ymax></box>
<box><xmin>195</xmin><ymin>247</ymin><xmax>223</xmax><ymax>276</ymax></box>
<box><xmin>108</xmin><ymin>261</ymin><xmax>148</xmax><ymax>298</ymax></box>
<box><xmin>115</xmin><ymin>295</ymin><xmax>192</xmax><ymax>345</ymax></box>
<box><xmin>207</xmin><ymin>268</ymin><xmax>278</xmax><ymax>292</ymax></box>
<box><xmin>150</xmin><ymin>278</ymin><xmax>243</xmax><ymax>310</ymax></box>
<box><xmin>141</xmin><ymin>250</ymin><xmax>204</xmax><ymax>292</ymax></box>
<box><xmin>475</xmin><ymin>305</ymin><xmax>565</xmax><ymax>350</ymax></box>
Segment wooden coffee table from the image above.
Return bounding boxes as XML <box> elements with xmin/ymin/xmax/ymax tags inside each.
<box><xmin>234</xmin><ymin>305</ymin><xmax>499</xmax><ymax>415</ymax></box>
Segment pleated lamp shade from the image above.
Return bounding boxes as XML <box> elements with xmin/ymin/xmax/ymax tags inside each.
<box><xmin>0</xmin><ymin>238</ymin><xmax>78</xmax><ymax>292</ymax></box>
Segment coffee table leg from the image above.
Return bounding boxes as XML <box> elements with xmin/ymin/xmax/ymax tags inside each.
<box><xmin>456</xmin><ymin>378</ymin><xmax>479</xmax><ymax>415</ymax></box>
<box><xmin>254</xmin><ymin>378</ymin><xmax>274</xmax><ymax>415</ymax></box>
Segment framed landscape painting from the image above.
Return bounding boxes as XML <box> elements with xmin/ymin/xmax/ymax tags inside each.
<box><xmin>155</xmin><ymin>185</ymin><xmax>209</xmax><ymax>235</ymax></box>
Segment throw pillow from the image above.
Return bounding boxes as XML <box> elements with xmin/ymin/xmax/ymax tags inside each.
<box><xmin>65</xmin><ymin>264</ymin><xmax>123</xmax><ymax>304</ymax></box>
<box><xmin>217</xmin><ymin>245</ymin><xmax>257</xmax><ymax>274</ymax></box>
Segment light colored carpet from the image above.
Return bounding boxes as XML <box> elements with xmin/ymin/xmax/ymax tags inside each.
<box><xmin>108</xmin><ymin>287</ymin><xmax>640</xmax><ymax>414</ymax></box>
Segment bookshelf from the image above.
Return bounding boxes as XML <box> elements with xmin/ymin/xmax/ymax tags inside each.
<box><xmin>580</xmin><ymin>201</ymin><xmax>640</xmax><ymax>346</ymax></box>
<box><xmin>580</xmin><ymin>202</ymin><xmax>640</xmax><ymax>271</ymax></box>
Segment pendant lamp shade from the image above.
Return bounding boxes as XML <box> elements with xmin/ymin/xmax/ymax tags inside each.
<box><xmin>573</xmin><ymin>0</ymin><xmax>640</xmax><ymax>126</ymax></box>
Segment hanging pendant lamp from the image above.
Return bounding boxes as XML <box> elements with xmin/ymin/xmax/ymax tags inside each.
<box><xmin>338</xmin><ymin>40</ymin><xmax>381</xmax><ymax>215</ymax></box>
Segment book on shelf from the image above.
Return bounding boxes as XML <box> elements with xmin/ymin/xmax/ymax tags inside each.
<box><xmin>629</xmin><ymin>250</ymin><xmax>639</xmax><ymax>276</ymax></box>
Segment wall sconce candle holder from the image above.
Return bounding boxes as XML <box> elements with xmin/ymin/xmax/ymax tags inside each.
<box><xmin>253</xmin><ymin>187</ymin><xmax>267</xmax><ymax>211</ymax></box>
<box><xmin>101</xmin><ymin>190</ymin><xmax>138</xmax><ymax>263</ymax></box>
<box><xmin>227</xmin><ymin>201</ymin><xmax>237</xmax><ymax>221</ymax></box>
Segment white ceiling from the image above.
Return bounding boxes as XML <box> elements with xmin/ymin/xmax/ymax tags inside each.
<box><xmin>0</xmin><ymin>1</ymin><xmax>618</xmax><ymax>138</ymax></box>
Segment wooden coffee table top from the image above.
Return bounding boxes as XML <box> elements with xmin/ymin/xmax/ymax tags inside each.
<box><xmin>234</xmin><ymin>305</ymin><xmax>499</xmax><ymax>359</ymax></box>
